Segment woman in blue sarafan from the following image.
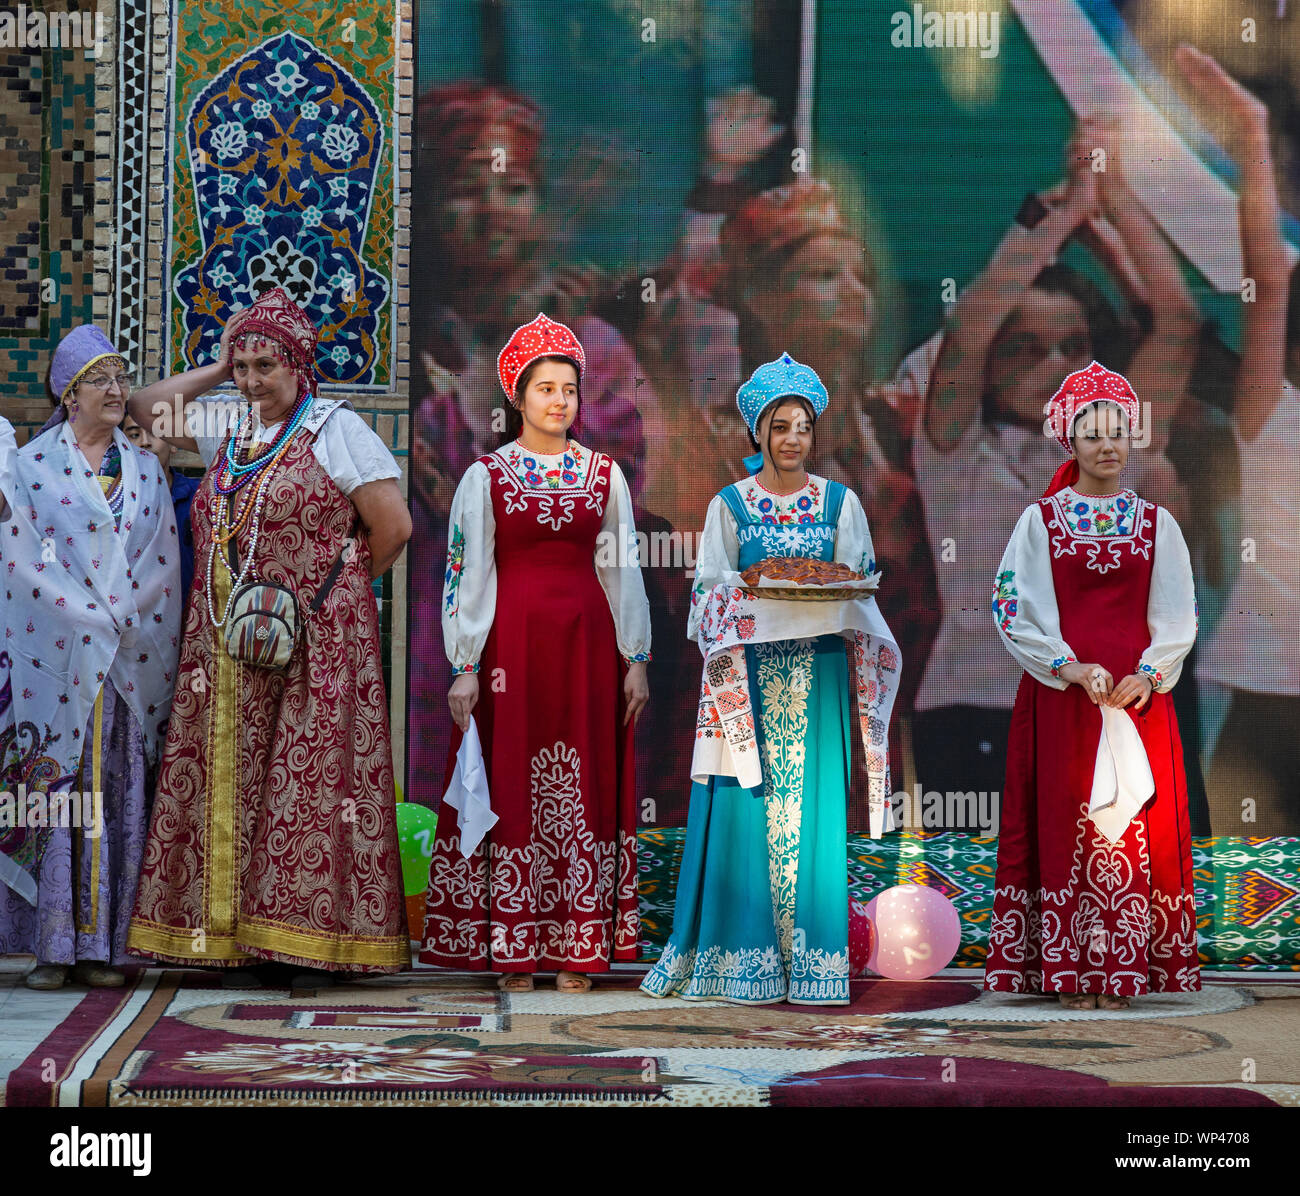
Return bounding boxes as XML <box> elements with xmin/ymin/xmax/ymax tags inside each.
<box><xmin>641</xmin><ymin>353</ymin><xmax>878</xmax><ymax>1005</ymax></box>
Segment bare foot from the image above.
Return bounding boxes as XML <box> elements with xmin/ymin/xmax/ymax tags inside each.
<box><xmin>1058</xmin><ymin>992</ymin><xmax>1097</xmax><ymax>1010</ymax></box>
<box><xmin>497</xmin><ymin>973</ymin><xmax>534</xmax><ymax>992</ymax></box>
<box><xmin>556</xmin><ymin>971</ymin><xmax>593</xmax><ymax>993</ymax></box>
<box><xmin>1097</xmin><ymin>994</ymin><xmax>1131</xmax><ymax>1010</ymax></box>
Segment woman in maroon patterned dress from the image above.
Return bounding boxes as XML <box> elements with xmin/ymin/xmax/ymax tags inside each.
<box><xmin>126</xmin><ymin>288</ymin><xmax>412</xmax><ymax>981</ymax></box>
<box><xmin>407</xmin><ymin>82</ymin><xmax>657</xmax><ymax>795</ymax></box>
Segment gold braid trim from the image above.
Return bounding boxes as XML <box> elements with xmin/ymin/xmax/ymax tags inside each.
<box><xmin>60</xmin><ymin>353</ymin><xmax>128</xmax><ymax>403</ymax></box>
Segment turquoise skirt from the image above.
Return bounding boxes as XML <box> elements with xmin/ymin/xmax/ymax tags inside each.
<box><xmin>641</xmin><ymin>634</ymin><xmax>851</xmax><ymax>1004</ymax></box>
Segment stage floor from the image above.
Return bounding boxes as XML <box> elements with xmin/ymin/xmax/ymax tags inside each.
<box><xmin>4</xmin><ymin>958</ymin><xmax>1297</xmax><ymax>1107</ymax></box>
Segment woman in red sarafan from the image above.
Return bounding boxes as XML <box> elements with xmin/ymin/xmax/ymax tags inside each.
<box><xmin>421</xmin><ymin>313</ymin><xmax>651</xmax><ymax>994</ymax></box>
<box><xmin>986</xmin><ymin>362</ymin><xmax>1199</xmax><ymax>1010</ymax></box>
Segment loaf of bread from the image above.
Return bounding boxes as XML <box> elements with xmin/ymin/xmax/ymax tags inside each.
<box><xmin>740</xmin><ymin>557</ymin><xmax>863</xmax><ymax>587</ymax></box>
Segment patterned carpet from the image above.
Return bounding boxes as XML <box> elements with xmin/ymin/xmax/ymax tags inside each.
<box><xmin>638</xmin><ymin>831</ymin><xmax>1300</xmax><ymax>971</ymax></box>
<box><xmin>5</xmin><ymin>969</ymin><xmax>1295</xmax><ymax>1107</ymax></box>
<box><xmin>3</xmin><ymin>832</ymin><xmax>1293</xmax><ymax>1107</ymax></box>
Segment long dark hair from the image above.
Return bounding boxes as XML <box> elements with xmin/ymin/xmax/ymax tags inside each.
<box><xmin>500</xmin><ymin>354</ymin><xmax>583</xmax><ymax>446</ymax></box>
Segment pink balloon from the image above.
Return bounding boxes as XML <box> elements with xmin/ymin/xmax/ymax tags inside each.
<box><xmin>848</xmin><ymin>898</ymin><xmax>874</xmax><ymax>978</ymax></box>
<box><xmin>864</xmin><ymin>884</ymin><xmax>961</xmax><ymax>980</ymax></box>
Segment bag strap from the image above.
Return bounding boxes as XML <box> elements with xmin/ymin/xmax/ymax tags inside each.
<box><xmin>309</xmin><ymin>515</ymin><xmax>362</xmax><ymax>614</ymax></box>
<box><xmin>227</xmin><ymin>498</ymin><xmax>359</xmax><ymax>618</ymax></box>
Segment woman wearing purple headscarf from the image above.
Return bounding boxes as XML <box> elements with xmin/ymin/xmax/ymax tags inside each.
<box><xmin>0</xmin><ymin>326</ymin><xmax>182</xmax><ymax>989</ymax></box>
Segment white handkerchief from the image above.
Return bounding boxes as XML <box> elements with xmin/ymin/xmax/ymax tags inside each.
<box><xmin>442</xmin><ymin>716</ymin><xmax>497</xmax><ymax>859</ymax></box>
<box><xmin>1089</xmin><ymin>705</ymin><xmax>1155</xmax><ymax>844</ymax></box>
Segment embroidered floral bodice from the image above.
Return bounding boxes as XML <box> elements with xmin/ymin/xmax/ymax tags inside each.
<box><xmin>991</xmin><ymin>491</ymin><xmax>1198</xmax><ymax>694</ymax></box>
<box><xmin>440</xmin><ymin>439</ymin><xmax>651</xmax><ymax>671</ymax></box>
<box><xmin>735</xmin><ymin>474</ymin><xmax>826</xmax><ymax>524</ymax></box>
<box><xmin>1050</xmin><ymin>487</ymin><xmax>1139</xmax><ymax>538</ymax></box>
<box><xmin>498</xmin><ymin>440</ymin><xmax>592</xmax><ymax>490</ymax></box>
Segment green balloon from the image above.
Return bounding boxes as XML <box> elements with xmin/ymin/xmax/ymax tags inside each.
<box><xmin>395</xmin><ymin>803</ymin><xmax>438</xmax><ymax>897</ymax></box>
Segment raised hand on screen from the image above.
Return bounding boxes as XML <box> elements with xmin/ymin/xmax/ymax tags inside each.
<box><xmin>1174</xmin><ymin>45</ymin><xmax>1270</xmax><ymax>161</ymax></box>
<box><xmin>704</xmin><ymin>86</ymin><xmax>785</xmax><ymax>183</ymax></box>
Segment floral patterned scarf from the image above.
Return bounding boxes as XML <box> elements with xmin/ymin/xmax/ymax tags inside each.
<box><xmin>0</xmin><ymin>422</ymin><xmax>182</xmax><ymax>903</ymax></box>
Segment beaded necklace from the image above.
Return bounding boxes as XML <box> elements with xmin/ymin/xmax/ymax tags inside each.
<box><xmin>77</xmin><ymin>436</ymin><xmax>126</xmax><ymax>527</ymax></box>
<box><xmin>204</xmin><ymin>397</ymin><xmax>312</xmax><ymax>628</ymax></box>
<box><xmin>105</xmin><ymin>475</ymin><xmax>125</xmax><ymax>521</ymax></box>
<box><xmin>99</xmin><ymin>442</ymin><xmax>125</xmax><ymax>519</ymax></box>
<box><xmin>212</xmin><ymin>388</ymin><xmax>313</xmax><ymax>494</ymax></box>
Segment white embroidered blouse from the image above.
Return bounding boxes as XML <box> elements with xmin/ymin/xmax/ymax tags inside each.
<box><xmin>441</xmin><ymin>439</ymin><xmax>651</xmax><ymax>673</ymax></box>
<box><xmin>688</xmin><ymin>473</ymin><xmax>877</xmax><ymax>641</ymax></box>
<box><xmin>992</xmin><ymin>487</ymin><xmax>1198</xmax><ymax>692</ymax></box>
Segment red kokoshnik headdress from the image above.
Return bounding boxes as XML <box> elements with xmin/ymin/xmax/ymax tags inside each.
<box><xmin>497</xmin><ymin>313</ymin><xmax>585</xmax><ymax>401</ymax></box>
<box><xmin>228</xmin><ymin>287</ymin><xmax>319</xmax><ymax>401</ymax></box>
<box><xmin>416</xmin><ymin>81</ymin><xmax>543</xmax><ymax>176</ymax></box>
<box><xmin>705</xmin><ymin>179</ymin><xmax>865</xmax><ymax>309</ymax></box>
<box><xmin>1042</xmin><ymin>360</ymin><xmax>1142</xmax><ymax>498</ymax></box>
<box><xmin>720</xmin><ymin>179</ymin><xmax>857</xmax><ymax>267</ymax></box>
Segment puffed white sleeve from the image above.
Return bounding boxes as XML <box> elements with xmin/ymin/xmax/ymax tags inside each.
<box><xmin>185</xmin><ymin>392</ymin><xmax>239</xmax><ymax>468</ymax></box>
<box><xmin>315</xmin><ymin>409</ymin><xmax>402</xmax><ymax>495</ymax></box>
<box><xmin>441</xmin><ymin>461</ymin><xmax>496</xmax><ymax>675</ymax></box>
<box><xmin>833</xmin><ymin>487</ymin><xmax>878</xmax><ymax>577</ymax></box>
<box><xmin>687</xmin><ymin>493</ymin><xmax>739</xmax><ymax>641</ymax></box>
<box><xmin>594</xmin><ymin>459</ymin><xmax>652</xmax><ymax>662</ymax></box>
<box><xmin>991</xmin><ymin>505</ymin><xmax>1076</xmax><ymax>690</ymax></box>
<box><xmin>1137</xmin><ymin>506</ymin><xmax>1198</xmax><ymax>692</ymax></box>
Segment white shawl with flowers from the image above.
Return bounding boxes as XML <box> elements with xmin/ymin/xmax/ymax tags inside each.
<box><xmin>0</xmin><ymin>420</ymin><xmax>181</xmax><ymax>902</ymax></box>
<box><xmin>691</xmin><ymin>584</ymin><xmax>902</xmax><ymax>838</ymax></box>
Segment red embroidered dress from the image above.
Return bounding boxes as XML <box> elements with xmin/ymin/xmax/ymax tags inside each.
<box><xmin>985</xmin><ymin>487</ymin><xmax>1200</xmax><ymax>996</ymax></box>
<box><xmin>128</xmin><ymin>403</ymin><xmax>408</xmax><ymax>972</ymax></box>
<box><xmin>421</xmin><ymin>439</ymin><xmax>650</xmax><ymax>972</ymax></box>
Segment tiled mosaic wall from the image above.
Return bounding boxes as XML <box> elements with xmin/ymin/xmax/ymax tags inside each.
<box><xmin>0</xmin><ymin>0</ymin><xmax>414</xmax><ymax>759</ymax></box>
<box><xmin>0</xmin><ymin>34</ymin><xmax>96</xmax><ymax>442</ymax></box>
<box><xmin>167</xmin><ymin>1</ymin><xmax>401</xmax><ymax>390</ymax></box>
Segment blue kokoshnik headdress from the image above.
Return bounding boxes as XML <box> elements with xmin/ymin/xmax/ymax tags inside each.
<box><xmin>737</xmin><ymin>352</ymin><xmax>829</xmax><ymax>474</ymax></box>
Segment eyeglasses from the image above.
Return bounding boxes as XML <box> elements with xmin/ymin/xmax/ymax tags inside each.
<box><xmin>81</xmin><ymin>373</ymin><xmax>135</xmax><ymax>393</ymax></box>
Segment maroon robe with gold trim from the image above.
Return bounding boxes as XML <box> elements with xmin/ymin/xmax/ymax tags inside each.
<box><xmin>128</xmin><ymin>418</ymin><xmax>408</xmax><ymax>972</ymax></box>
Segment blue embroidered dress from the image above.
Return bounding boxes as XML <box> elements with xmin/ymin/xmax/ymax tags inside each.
<box><xmin>641</xmin><ymin>473</ymin><xmax>876</xmax><ymax>1004</ymax></box>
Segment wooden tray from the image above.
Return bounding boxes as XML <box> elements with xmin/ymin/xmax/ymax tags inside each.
<box><xmin>738</xmin><ymin>581</ymin><xmax>878</xmax><ymax>601</ymax></box>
